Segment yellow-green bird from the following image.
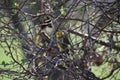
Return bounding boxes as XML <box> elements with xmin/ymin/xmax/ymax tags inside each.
<box><xmin>56</xmin><ymin>30</ymin><xmax>70</xmax><ymax>53</ymax></box>
<box><xmin>36</xmin><ymin>32</ymin><xmax>51</xmax><ymax>47</ymax></box>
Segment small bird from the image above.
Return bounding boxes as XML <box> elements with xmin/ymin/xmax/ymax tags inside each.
<box><xmin>36</xmin><ymin>32</ymin><xmax>50</xmax><ymax>47</ymax></box>
<box><xmin>40</xmin><ymin>16</ymin><xmax>54</xmax><ymax>36</ymax></box>
<box><xmin>56</xmin><ymin>30</ymin><xmax>70</xmax><ymax>53</ymax></box>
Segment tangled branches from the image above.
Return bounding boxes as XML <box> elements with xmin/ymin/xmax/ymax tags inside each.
<box><xmin>0</xmin><ymin>0</ymin><xmax>120</xmax><ymax>80</ymax></box>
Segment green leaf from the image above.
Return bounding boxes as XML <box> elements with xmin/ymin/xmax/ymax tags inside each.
<box><xmin>14</xmin><ymin>2</ymin><xmax>19</xmax><ymax>7</ymax></box>
<box><xmin>79</xmin><ymin>7</ymin><xmax>84</xmax><ymax>13</ymax></box>
<box><xmin>60</xmin><ymin>6</ymin><xmax>66</xmax><ymax>16</ymax></box>
<box><xmin>30</xmin><ymin>2</ymin><xmax>36</xmax><ymax>5</ymax></box>
<box><xmin>53</xmin><ymin>1</ymin><xmax>58</xmax><ymax>6</ymax></box>
<box><xmin>2</xmin><ymin>61</ymin><xmax>6</xmax><ymax>67</ymax></box>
